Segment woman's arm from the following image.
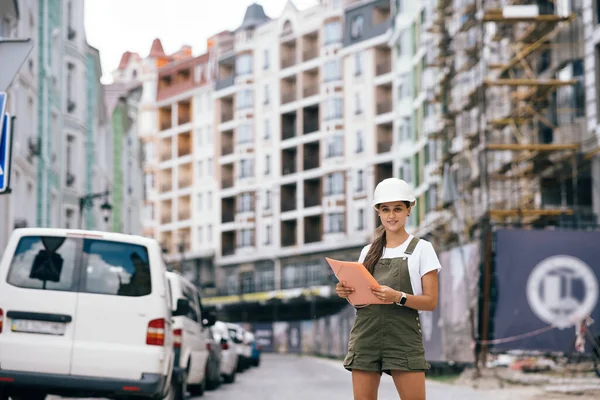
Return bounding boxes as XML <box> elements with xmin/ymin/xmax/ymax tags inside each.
<box><xmin>370</xmin><ymin>271</ymin><xmax>438</xmax><ymax>311</ymax></box>
<box><xmin>397</xmin><ymin>270</ymin><xmax>438</xmax><ymax>311</ymax></box>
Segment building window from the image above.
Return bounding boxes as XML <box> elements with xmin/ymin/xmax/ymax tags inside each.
<box><xmin>325</xmin><ymin>212</ymin><xmax>345</xmax><ymax>233</ymax></box>
<box><xmin>264</xmin><ymin>190</ymin><xmax>272</xmax><ymax>210</ymax></box>
<box><xmin>236</xmin><ymin>54</ymin><xmax>253</xmax><ymax>75</ymax></box>
<box><xmin>325</xmin><ymin>98</ymin><xmax>343</xmax><ymax>120</ymax></box>
<box><xmin>198</xmin><ymin>227</ymin><xmax>204</xmax><ymax>244</ymax></box>
<box><xmin>356</xmin><ymin>130</ymin><xmax>364</xmax><ymax>153</ymax></box>
<box><xmin>237</xmin><ymin>193</ymin><xmax>253</xmax><ymax>213</ymax></box>
<box><xmin>265</xmin><ymin>225</ymin><xmax>272</xmax><ymax>245</ymax></box>
<box><xmin>324</xmin><ymin>21</ymin><xmax>342</xmax><ymax>44</ymax></box>
<box><xmin>354</xmin><ymin>52</ymin><xmax>363</xmax><ymax>76</ymax></box>
<box><xmin>357</xmin><ymin>208</ymin><xmax>365</xmax><ymax>231</ymax></box>
<box><xmin>356</xmin><ymin>169</ymin><xmax>364</xmax><ymax>192</ymax></box>
<box><xmin>207</xmin><ymin>157</ymin><xmax>213</xmax><ymax>176</ymax></box>
<box><xmin>323</xmin><ymin>59</ymin><xmax>341</xmax><ymax>82</ymax></box>
<box><xmin>237</xmin><ymin>124</ymin><xmax>253</xmax><ymax>144</ymax></box>
<box><xmin>264</xmin><ymin>154</ymin><xmax>271</xmax><ymax>175</ymax></box>
<box><xmin>207</xmin><ymin>191</ymin><xmax>212</xmax><ymax>209</ymax></box>
<box><xmin>264</xmin><ymin>119</ymin><xmax>271</xmax><ymax>139</ymax></box>
<box><xmin>350</xmin><ymin>15</ymin><xmax>364</xmax><ymax>39</ymax></box>
<box><xmin>324</xmin><ymin>172</ymin><xmax>344</xmax><ymax>195</ymax></box>
<box><xmin>236</xmin><ymin>89</ymin><xmax>253</xmax><ymax>109</ymax></box>
<box><xmin>263</xmin><ymin>49</ymin><xmax>269</xmax><ymax>69</ymax></box>
<box><xmin>207</xmin><ymin>224</ymin><xmax>212</xmax><ymax>242</ymax></box>
<box><xmin>237</xmin><ymin>228</ymin><xmax>255</xmax><ymax>248</ymax></box>
<box><xmin>264</xmin><ymin>84</ymin><xmax>269</xmax><ymax>105</ymax></box>
<box><xmin>240</xmin><ymin>158</ymin><xmax>254</xmax><ymax>178</ymax></box>
<box><xmin>197</xmin><ymin>193</ymin><xmax>203</xmax><ymax>211</ymax></box>
<box><xmin>326</xmin><ymin>135</ymin><xmax>344</xmax><ymax>158</ymax></box>
<box><xmin>355</xmin><ymin>92</ymin><xmax>362</xmax><ymax>115</ymax></box>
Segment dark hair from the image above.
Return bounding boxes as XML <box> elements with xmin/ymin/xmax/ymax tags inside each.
<box><xmin>363</xmin><ymin>201</ymin><xmax>411</xmax><ymax>275</ymax></box>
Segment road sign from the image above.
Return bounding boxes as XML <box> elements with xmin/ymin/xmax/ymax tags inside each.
<box><xmin>0</xmin><ymin>39</ymin><xmax>34</xmax><ymax>92</ymax></box>
<box><xmin>0</xmin><ymin>91</ymin><xmax>13</xmax><ymax>194</ymax></box>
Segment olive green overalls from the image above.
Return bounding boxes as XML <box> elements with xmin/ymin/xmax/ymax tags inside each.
<box><xmin>343</xmin><ymin>237</ymin><xmax>430</xmax><ymax>375</ymax></box>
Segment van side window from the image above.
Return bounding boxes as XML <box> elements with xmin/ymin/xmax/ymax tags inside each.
<box><xmin>7</xmin><ymin>236</ymin><xmax>79</xmax><ymax>292</ymax></box>
<box><xmin>82</xmin><ymin>239</ymin><xmax>152</xmax><ymax>297</ymax></box>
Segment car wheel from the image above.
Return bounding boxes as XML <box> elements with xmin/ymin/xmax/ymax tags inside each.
<box><xmin>188</xmin><ymin>364</ymin><xmax>207</xmax><ymax>397</ymax></box>
<box><xmin>173</xmin><ymin>368</ymin><xmax>188</xmax><ymax>400</ymax></box>
<box><xmin>223</xmin><ymin>371</ymin><xmax>236</xmax><ymax>384</ymax></box>
<box><xmin>11</xmin><ymin>393</ymin><xmax>45</xmax><ymax>400</ymax></box>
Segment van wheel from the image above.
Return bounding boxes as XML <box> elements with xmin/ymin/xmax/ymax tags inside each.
<box><xmin>188</xmin><ymin>373</ymin><xmax>206</xmax><ymax>396</ymax></box>
<box><xmin>11</xmin><ymin>393</ymin><xmax>45</xmax><ymax>400</ymax></box>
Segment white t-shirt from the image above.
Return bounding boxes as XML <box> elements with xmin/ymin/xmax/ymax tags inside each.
<box><xmin>358</xmin><ymin>235</ymin><xmax>442</xmax><ymax>298</ymax></box>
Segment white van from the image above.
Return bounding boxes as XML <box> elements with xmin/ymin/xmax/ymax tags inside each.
<box><xmin>0</xmin><ymin>228</ymin><xmax>176</xmax><ymax>400</ymax></box>
<box><xmin>165</xmin><ymin>271</ymin><xmax>215</xmax><ymax>399</ymax></box>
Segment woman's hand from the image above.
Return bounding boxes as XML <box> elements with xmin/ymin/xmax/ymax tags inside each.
<box><xmin>336</xmin><ymin>281</ymin><xmax>354</xmax><ymax>299</ymax></box>
<box><xmin>371</xmin><ymin>285</ymin><xmax>400</xmax><ymax>303</ymax></box>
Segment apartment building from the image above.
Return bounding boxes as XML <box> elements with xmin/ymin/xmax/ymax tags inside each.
<box><xmin>389</xmin><ymin>0</ymin><xmax>442</xmax><ymax>237</ymax></box>
<box><xmin>0</xmin><ymin>0</ymin><xmax>110</xmax><ymax>249</ymax></box>
<box><xmin>203</xmin><ymin>0</ymin><xmax>396</xmax><ymax>322</ymax></box>
<box><xmin>583</xmin><ymin>0</ymin><xmax>600</xmax><ymax>218</ymax></box>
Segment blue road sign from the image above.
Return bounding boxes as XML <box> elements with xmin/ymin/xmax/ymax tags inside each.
<box><xmin>0</xmin><ymin>91</ymin><xmax>13</xmax><ymax>194</ymax></box>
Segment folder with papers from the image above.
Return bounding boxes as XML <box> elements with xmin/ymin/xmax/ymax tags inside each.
<box><xmin>325</xmin><ymin>257</ymin><xmax>393</xmax><ymax>306</ymax></box>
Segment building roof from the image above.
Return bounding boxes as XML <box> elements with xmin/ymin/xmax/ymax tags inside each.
<box><xmin>237</xmin><ymin>3</ymin><xmax>270</xmax><ymax>32</ymax></box>
<box><xmin>148</xmin><ymin>38</ymin><xmax>166</xmax><ymax>58</ymax></box>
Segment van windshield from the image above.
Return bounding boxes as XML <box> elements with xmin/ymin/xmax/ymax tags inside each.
<box><xmin>7</xmin><ymin>235</ymin><xmax>152</xmax><ymax>297</ymax></box>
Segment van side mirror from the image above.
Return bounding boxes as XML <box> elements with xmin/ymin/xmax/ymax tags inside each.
<box><xmin>220</xmin><ymin>337</ymin><xmax>227</xmax><ymax>345</ymax></box>
<box><xmin>173</xmin><ymin>298</ymin><xmax>191</xmax><ymax>317</ymax></box>
<box><xmin>202</xmin><ymin>310</ymin><xmax>216</xmax><ymax>328</ymax></box>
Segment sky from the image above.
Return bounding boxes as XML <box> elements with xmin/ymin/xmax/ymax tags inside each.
<box><xmin>84</xmin><ymin>0</ymin><xmax>320</xmax><ymax>84</ymax></box>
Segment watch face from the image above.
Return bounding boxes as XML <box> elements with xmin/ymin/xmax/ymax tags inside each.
<box><xmin>400</xmin><ymin>295</ymin><xmax>407</xmax><ymax>305</ymax></box>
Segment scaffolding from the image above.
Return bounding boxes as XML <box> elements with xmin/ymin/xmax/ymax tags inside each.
<box><xmin>427</xmin><ymin>0</ymin><xmax>597</xmax><ymax>367</ymax></box>
<box><xmin>430</xmin><ymin>0</ymin><xmax>593</xmax><ymax>243</ymax></box>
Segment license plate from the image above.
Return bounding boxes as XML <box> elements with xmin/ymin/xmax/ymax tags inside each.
<box><xmin>11</xmin><ymin>319</ymin><xmax>66</xmax><ymax>335</ymax></box>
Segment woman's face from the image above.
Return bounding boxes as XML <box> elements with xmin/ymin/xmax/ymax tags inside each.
<box><xmin>377</xmin><ymin>201</ymin><xmax>410</xmax><ymax>233</ymax></box>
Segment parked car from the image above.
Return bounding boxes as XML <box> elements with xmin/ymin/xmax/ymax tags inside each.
<box><xmin>166</xmin><ymin>271</ymin><xmax>215</xmax><ymax>399</ymax></box>
<box><xmin>246</xmin><ymin>331</ymin><xmax>261</xmax><ymax>367</ymax></box>
<box><xmin>226</xmin><ymin>323</ymin><xmax>252</xmax><ymax>372</ymax></box>
<box><xmin>204</xmin><ymin>322</ymin><xmax>222</xmax><ymax>390</ymax></box>
<box><xmin>210</xmin><ymin>321</ymin><xmax>238</xmax><ymax>383</ymax></box>
<box><xmin>0</xmin><ymin>228</ymin><xmax>176</xmax><ymax>400</ymax></box>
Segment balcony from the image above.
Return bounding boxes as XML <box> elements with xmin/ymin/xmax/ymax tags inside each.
<box><xmin>177</xmin><ymin>131</ymin><xmax>192</xmax><ymax>158</ymax></box>
<box><xmin>302</xmin><ymin>31</ymin><xmax>319</xmax><ymax>62</ymax></box>
<box><xmin>221</xmin><ymin>165</ymin><xmax>234</xmax><ymax>189</ymax></box>
<box><xmin>159</xmin><ymin>106</ymin><xmax>172</xmax><ymax>131</ymax></box>
<box><xmin>160</xmin><ymin>200</ymin><xmax>173</xmax><ymax>224</ymax></box>
<box><xmin>376</xmin><ymin>100</ymin><xmax>392</xmax><ymax>115</ymax></box>
<box><xmin>281</xmin><ymin>220</ymin><xmax>297</xmax><ymax>247</ymax></box>
<box><xmin>280</xmin><ymin>39</ymin><xmax>297</xmax><ymax>69</ymax></box>
<box><xmin>304</xmin><ymin>178</ymin><xmax>321</xmax><ymax>208</ymax></box>
<box><xmin>220</xmin><ymin>98</ymin><xmax>234</xmax><ymax>124</ymax></box>
<box><xmin>304</xmin><ymin>215</ymin><xmax>322</xmax><ymax>244</ymax></box>
<box><xmin>178</xmin><ymin>163</ymin><xmax>193</xmax><ymax>189</ymax></box>
<box><xmin>282</xmin><ymin>148</ymin><xmax>297</xmax><ymax>176</ymax></box>
<box><xmin>281</xmin><ymin>183</ymin><xmax>297</xmax><ymax>213</ymax></box>
<box><xmin>177</xmin><ymin>99</ymin><xmax>191</xmax><ymax>125</ymax></box>
<box><xmin>221</xmin><ymin>197</ymin><xmax>235</xmax><ymax>223</ymax></box>
<box><xmin>177</xmin><ymin>196</ymin><xmax>191</xmax><ymax>221</ymax></box>
<box><xmin>376</xmin><ymin>123</ymin><xmax>393</xmax><ymax>154</ymax></box>
<box><xmin>221</xmin><ymin>231</ymin><xmax>235</xmax><ymax>256</ymax></box>
<box><xmin>303</xmin><ymin>85</ymin><xmax>319</xmax><ymax>98</ymax></box>
<box><xmin>221</xmin><ymin>129</ymin><xmax>234</xmax><ymax>156</ymax></box>
<box><xmin>281</xmin><ymin>111</ymin><xmax>297</xmax><ymax>141</ymax></box>
<box><xmin>159</xmin><ymin>168</ymin><xmax>173</xmax><ymax>193</ymax></box>
<box><xmin>303</xmin><ymin>143</ymin><xmax>320</xmax><ymax>171</ymax></box>
<box><xmin>216</xmin><ymin>75</ymin><xmax>234</xmax><ymax>91</ymax></box>
<box><xmin>281</xmin><ymin>75</ymin><xmax>297</xmax><ymax>104</ymax></box>
<box><xmin>159</xmin><ymin>138</ymin><xmax>172</xmax><ymax>162</ymax></box>
<box><xmin>303</xmin><ymin>104</ymin><xmax>319</xmax><ymax>134</ymax></box>
<box><xmin>375</xmin><ymin>45</ymin><xmax>392</xmax><ymax>76</ymax></box>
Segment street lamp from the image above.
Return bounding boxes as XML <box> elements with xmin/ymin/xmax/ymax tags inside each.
<box><xmin>79</xmin><ymin>190</ymin><xmax>112</xmax><ymax>229</ymax></box>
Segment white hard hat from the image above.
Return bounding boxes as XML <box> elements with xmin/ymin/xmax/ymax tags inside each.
<box><xmin>371</xmin><ymin>178</ymin><xmax>416</xmax><ymax>210</ymax></box>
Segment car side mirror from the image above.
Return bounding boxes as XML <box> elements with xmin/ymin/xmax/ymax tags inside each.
<box><xmin>202</xmin><ymin>310</ymin><xmax>216</xmax><ymax>328</ymax></box>
<box><xmin>173</xmin><ymin>298</ymin><xmax>190</xmax><ymax>317</ymax></box>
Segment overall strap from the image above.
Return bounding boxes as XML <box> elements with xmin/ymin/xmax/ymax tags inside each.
<box><xmin>404</xmin><ymin>237</ymin><xmax>420</xmax><ymax>255</ymax></box>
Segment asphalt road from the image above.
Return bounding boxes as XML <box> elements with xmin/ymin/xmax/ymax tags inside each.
<box><xmin>49</xmin><ymin>354</ymin><xmax>543</xmax><ymax>400</ymax></box>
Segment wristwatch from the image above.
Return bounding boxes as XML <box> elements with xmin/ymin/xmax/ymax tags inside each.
<box><xmin>395</xmin><ymin>292</ymin><xmax>407</xmax><ymax>306</ymax></box>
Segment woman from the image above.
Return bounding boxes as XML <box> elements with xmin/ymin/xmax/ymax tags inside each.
<box><xmin>336</xmin><ymin>178</ymin><xmax>441</xmax><ymax>400</ymax></box>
